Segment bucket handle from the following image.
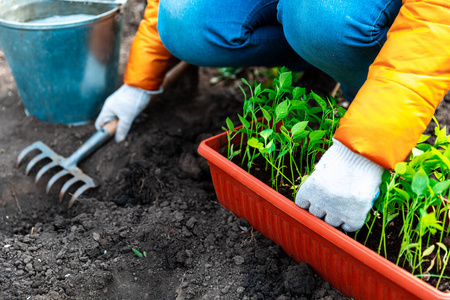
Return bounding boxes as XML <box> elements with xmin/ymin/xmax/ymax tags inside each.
<box><xmin>62</xmin><ymin>0</ymin><xmax>128</xmax><ymax>7</ymax></box>
<box><xmin>61</xmin><ymin>0</ymin><xmax>128</xmax><ymax>14</ymax></box>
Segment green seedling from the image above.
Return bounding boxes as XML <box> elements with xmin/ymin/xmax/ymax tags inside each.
<box><xmin>362</xmin><ymin>117</ymin><xmax>450</xmax><ymax>288</ymax></box>
<box><xmin>210</xmin><ymin>67</ymin><xmax>243</xmax><ymax>84</ymax></box>
<box><xmin>224</xmin><ymin>67</ymin><xmax>345</xmax><ymax>196</ymax></box>
<box><xmin>224</xmin><ymin>67</ymin><xmax>450</xmax><ymax>288</ymax></box>
<box><xmin>132</xmin><ymin>248</ymin><xmax>147</xmax><ymax>258</ymax></box>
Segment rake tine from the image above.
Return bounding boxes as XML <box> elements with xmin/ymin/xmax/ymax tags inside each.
<box><xmin>17</xmin><ymin>63</ymin><xmax>190</xmax><ymax>207</ymax></box>
<box><xmin>35</xmin><ymin>161</ymin><xmax>58</xmax><ymax>183</ymax></box>
<box><xmin>17</xmin><ymin>141</ymin><xmax>44</xmax><ymax>167</ymax></box>
<box><xmin>25</xmin><ymin>153</ymin><xmax>48</xmax><ymax>175</ymax></box>
<box><xmin>59</xmin><ymin>177</ymin><xmax>81</xmax><ymax>203</ymax></box>
<box><xmin>46</xmin><ymin>169</ymin><xmax>70</xmax><ymax>193</ymax></box>
<box><xmin>68</xmin><ymin>184</ymin><xmax>93</xmax><ymax>208</ymax></box>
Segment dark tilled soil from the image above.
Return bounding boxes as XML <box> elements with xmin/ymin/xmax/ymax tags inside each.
<box><xmin>0</xmin><ymin>1</ymin><xmax>351</xmax><ymax>299</ymax></box>
<box><xmin>2</xmin><ymin>1</ymin><xmax>450</xmax><ymax>299</ymax></box>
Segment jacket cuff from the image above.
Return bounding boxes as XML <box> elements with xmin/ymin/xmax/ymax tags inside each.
<box><xmin>329</xmin><ymin>138</ymin><xmax>385</xmax><ymax>176</ymax></box>
<box><xmin>124</xmin><ymin>84</ymin><xmax>162</xmax><ymax>95</ymax></box>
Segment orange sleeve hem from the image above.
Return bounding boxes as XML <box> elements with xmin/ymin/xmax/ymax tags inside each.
<box><xmin>334</xmin><ymin>0</ymin><xmax>450</xmax><ymax>170</ymax></box>
<box><xmin>123</xmin><ymin>0</ymin><xmax>175</xmax><ymax>91</ymax></box>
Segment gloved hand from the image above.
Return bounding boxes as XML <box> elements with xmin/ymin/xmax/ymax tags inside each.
<box><xmin>295</xmin><ymin>138</ymin><xmax>385</xmax><ymax>232</ymax></box>
<box><xmin>95</xmin><ymin>84</ymin><xmax>162</xmax><ymax>142</ymax></box>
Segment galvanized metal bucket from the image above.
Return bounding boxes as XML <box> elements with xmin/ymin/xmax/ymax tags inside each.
<box><xmin>0</xmin><ymin>0</ymin><xmax>126</xmax><ymax>125</ymax></box>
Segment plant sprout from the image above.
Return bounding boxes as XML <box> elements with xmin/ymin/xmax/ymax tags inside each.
<box><xmin>132</xmin><ymin>248</ymin><xmax>147</xmax><ymax>258</ymax></box>
<box><xmin>360</xmin><ymin>117</ymin><xmax>450</xmax><ymax>287</ymax></box>
<box><xmin>224</xmin><ymin>68</ymin><xmax>450</xmax><ymax>288</ymax></box>
<box><xmin>223</xmin><ymin>67</ymin><xmax>345</xmax><ymax>196</ymax></box>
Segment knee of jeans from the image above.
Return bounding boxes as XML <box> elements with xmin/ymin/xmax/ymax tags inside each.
<box><xmin>158</xmin><ymin>1</ymin><xmax>201</xmax><ymax>62</ymax></box>
<box><xmin>158</xmin><ymin>1</ymin><xmax>229</xmax><ymax>66</ymax></box>
<box><xmin>279</xmin><ymin>3</ymin><xmax>384</xmax><ymax>70</ymax></box>
<box><xmin>281</xmin><ymin>10</ymin><xmax>347</xmax><ymax>65</ymax></box>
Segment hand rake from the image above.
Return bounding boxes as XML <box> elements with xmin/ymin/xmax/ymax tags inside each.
<box><xmin>17</xmin><ymin>61</ymin><xmax>192</xmax><ymax>208</ymax></box>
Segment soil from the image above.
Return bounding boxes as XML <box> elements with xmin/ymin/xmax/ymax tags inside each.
<box><xmin>2</xmin><ymin>1</ymin><xmax>450</xmax><ymax>299</ymax></box>
<box><xmin>0</xmin><ymin>1</ymin><xmax>351</xmax><ymax>299</ymax></box>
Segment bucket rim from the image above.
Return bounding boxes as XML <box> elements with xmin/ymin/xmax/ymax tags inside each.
<box><xmin>0</xmin><ymin>1</ymin><xmax>121</xmax><ymax>30</ymax></box>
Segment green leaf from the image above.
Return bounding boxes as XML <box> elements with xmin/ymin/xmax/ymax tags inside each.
<box><xmin>309</xmin><ymin>130</ymin><xmax>326</xmax><ymax>142</ymax></box>
<box><xmin>279</xmin><ymin>72</ymin><xmax>292</xmax><ymax>89</ymax></box>
<box><xmin>241</xmin><ymin>77</ymin><xmax>250</xmax><ymax>87</ymax></box>
<box><xmin>411</xmin><ymin>168</ymin><xmax>429</xmax><ymax>197</ymax></box>
<box><xmin>386</xmin><ymin>212</ymin><xmax>399</xmax><ymax>225</ymax></box>
<box><xmin>266</xmin><ymin>140</ymin><xmax>276</xmax><ymax>154</ymax></box>
<box><xmin>238</xmin><ymin>85</ymin><xmax>247</xmax><ymax>101</ymax></box>
<box><xmin>248</xmin><ymin>137</ymin><xmax>263</xmax><ymax>149</ymax></box>
<box><xmin>293</xmin><ymin>130</ymin><xmax>310</xmax><ymax>142</ymax></box>
<box><xmin>229</xmin><ymin>146</ymin><xmax>241</xmax><ymax>160</ymax></box>
<box><xmin>433</xmin><ymin>171</ymin><xmax>444</xmax><ymax>181</ymax></box>
<box><xmin>401</xmin><ymin>242</ymin><xmax>419</xmax><ymax>252</ymax></box>
<box><xmin>428</xmin><ymin>147</ymin><xmax>450</xmax><ymax>170</ymax></box>
<box><xmin>335</xmin><ymin>106</ymin><xmax>347</xmax><ymax>118</ymax></box>
<box><xmin>290</xmin><ymin>100</ymin><xmax>307</xmax><ymax>111</ymax></box>
<box><xmin>254</xmin><ymin>83</ymin><xmax>262</xmax><ymax>96</ymax></box>
<box><xmin>394</xmin><ymin>162</ymin><xmax>408</xmax><ymax>175</ymax></box>
<box><xmin>443</xmin><ymin>146</ymin><xmax>450</xmax><ymax>160</ymax></box>
<box><xmin>434</xmin><ymin>125</ymin><xmax>448</xmax><ymax>146</ymax></box>
<box><xmin>417</xmin><ymin>134</ymin><xmax>430</xmax><ymax>144</ymax></box>
<box><xmin>277</xmin><ymin>149</ymin><xmax>289</xmax><ymax>160</ymax></box>
<box><xmin>395</xmin><ymin>163</ymin><xmax>416</xmax><ymax>181</ymax></box>
<box><xmin>259</xmin><ymin>129</ymin><xmax>273</xmax><ymax>142</ymax></box>
<box><xmin>420</xmin><ymin>211</ymin><xmax>443</xmax><ymax>235</ymax></box>
<box><xmin>245</xmin><ymin>101</ymin><xmax>255</xmax><ymax>115</ymax></box>
<box><xmin>238</xmin><ymin>114</ymin><xmax>250</xmax><ymax>129</ymax></box>
<box><xmin>260</xmin><ymin>107</ymin><xmax>272</xmax><ymax>123</ymax></box>
<box><xmin>310</xmin><ymin>106</ymin><xmax>323</xmax><ymax>114</ymax></box>
<box><xmin>242</xmin><ymin>100</ymin><xmax>249</xmax><ymax>116</ymax></box>
<box><xmin>225</xmin><ymin>117</ymin><xmax>234</xmax><ymax>131</ymax></box>
<box><xmin>393</xmin><ymin>187</ymin><xmax>411</xmax><ymax>202</ymax></box>
<box><xmin>311</xmin><ymin>91</ymin><xmax>327</xmax><ymax>110</ymax></box>
<box><xmin>292</xmin><ymin>87</ymin><xmax>305</xmax><ymax>99</ymax></box>
<box><xmin>432</xmin><ymin>180</ymin><xmax>450</xmax><ymax>195</ymax></box>
<box><xmin>291</xmin><ymin>121</ymin><xmax>309</xmax><ymax>136</ymax></box>
<box><xmin>266</xmin><ymin>89</ymin><xmax>277</xmax><ymax>101</ymax></box>
<box><xmin>132</xmin><ymin>248</ymin><xmax>144</xmax><ymax>258</ymax></box>
<box><xmin>275</xmin><ymin>100</ymin><xmax>290</xmax><ymax>121</ymax></box>
<box><xmin>280</xmin><ymin>126</ymin><xmax>292</xmax><ymax>142</ymax></box>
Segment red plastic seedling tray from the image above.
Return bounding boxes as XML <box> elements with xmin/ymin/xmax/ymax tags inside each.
<box><xmin>198</xmin><ymin>131</ymin><xmax>449</xmax><ymax>300</ymax></box>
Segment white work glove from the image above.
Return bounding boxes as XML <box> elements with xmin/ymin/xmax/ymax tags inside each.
<box><xmin>95</xmin><ymin>84</ymin><xmax>162</xmax><ymax>142</ymax></box>
<box><xmin>296</xmin><ymin>138</ymin><xmax>385</xmax><ymax>232</ymax></box>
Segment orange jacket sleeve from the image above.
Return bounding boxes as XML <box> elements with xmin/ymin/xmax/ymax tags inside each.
<box><xmin>334</xmin><ymin>0</ymin><xmax>450</xmax><ymax>170</ymax></box>
<box><xmin>123</xmin><ymin>0</ymin><xmax>175</xmax><ymax>91</ymax></box>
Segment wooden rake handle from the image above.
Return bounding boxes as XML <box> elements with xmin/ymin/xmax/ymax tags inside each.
<box><xmin>102</xmin><ymin>61</ymin><xmax>193</xmax><ymax>136</ymax></box>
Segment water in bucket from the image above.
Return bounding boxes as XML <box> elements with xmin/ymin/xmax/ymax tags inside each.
<box><xmin>27</xmin><ymin>14</ymin><xmax>95</xmax><ymax>25</ymax></box>
<box><xmin>0</xmin><ymin>0</ymin><xmax>125</xmax><ymax>125</ymax></box>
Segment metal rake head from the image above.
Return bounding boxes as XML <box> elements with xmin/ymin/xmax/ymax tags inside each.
<box><xmin>17</xmin><ymin>141</ymin><xmax>98</xmax><ymax>208</ymax></box>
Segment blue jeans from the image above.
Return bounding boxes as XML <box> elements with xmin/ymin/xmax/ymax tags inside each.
<box><xmin>158</xmin><ymin>0</ymin><xmax>402</xmax><ymax>100</ymax></box>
